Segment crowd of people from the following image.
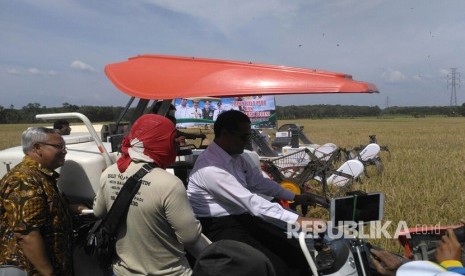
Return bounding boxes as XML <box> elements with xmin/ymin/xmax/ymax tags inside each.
<box><xmin>174</xmin><ymin>98</ymin><xmax>244</xmax><ymax>125</ymax></box>
<box><xmin>1</xmin><ymin>110</ymin><xmax>465</xmax><ymax>275</ymax></box>
<box><xmin>174</xmin><ymin>99</ymin><xmax>214</xmax><ymax>128</ymax></box>
<box><xmin>174</xmin><ymin>98</ymin><xmax>218</xmax><ymax>121</ymax></box>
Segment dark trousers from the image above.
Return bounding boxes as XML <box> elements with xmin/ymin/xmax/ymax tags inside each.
<box><xmin>198</xmin><ymin>214</ymin><xmax>309</xmax><ymax>276</ymax></box>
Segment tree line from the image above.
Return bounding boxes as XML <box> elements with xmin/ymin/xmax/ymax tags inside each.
<box><xmin>1</xmin><ymin>102</ymin><xmax>464</xmax><ymax>124</ymax></box>
<box><xmin>276</xmin><ymin>104</ymin><xmax>465</xmax><ymax>119</ymax></box>
<box><xmin>0</xmin><ymin>103</ymin><xmax>128</xmax><ymax>124</ymax></box>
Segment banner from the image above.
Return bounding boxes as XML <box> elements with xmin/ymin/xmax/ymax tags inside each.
<box><xmin>173</xmin><ymin>96</ymin><xmax>276</xmax><ymax>129</ymax></box>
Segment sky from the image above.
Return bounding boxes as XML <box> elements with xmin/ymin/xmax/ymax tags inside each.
<box><xmin>1</xmin><ymin>0</ymin><xmax>464</xmax><ymax>108</ymax></box>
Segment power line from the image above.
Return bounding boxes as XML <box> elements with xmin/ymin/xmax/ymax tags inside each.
<box><xmin>447</xmin><ymin>68</ymin><xmax>461</xmax><ymax>107</ymax></box>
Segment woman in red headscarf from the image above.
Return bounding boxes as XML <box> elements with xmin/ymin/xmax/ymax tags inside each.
<box><xmin>94</xmin><ymin>114</ymin><xmax>210</xmax><ymax>276</ymax></box>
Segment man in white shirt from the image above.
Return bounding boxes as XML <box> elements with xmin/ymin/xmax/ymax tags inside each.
<box><xmin>175</xmin><ymin>98</ymin><xmax>195</xmax><ymax>127</ymax></box>
<box><xmin>190</xmin><ymin>100</ymin><xmax>202</xmax><ymax>119</ymax></box>
<box><xmin>187</xmin><ymin>110</ymin><xmax>324</xmax><ymax>275</ymax></box>
<box><xmin>212</xmin><ymin>101</ymin><xmax>225</xmax><ymax>121</ymax></box>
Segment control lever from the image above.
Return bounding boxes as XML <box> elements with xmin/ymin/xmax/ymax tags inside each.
<box><xmin>293</xmin><ymin>192</ymin><xmax>330</xmax><ymax>209</ymax></box>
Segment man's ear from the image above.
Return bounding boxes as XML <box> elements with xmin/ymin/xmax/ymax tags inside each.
<box><xmin>29</xmin><ymin>143</ymin><xmax>41</xmax><ymax>156</ymax></box>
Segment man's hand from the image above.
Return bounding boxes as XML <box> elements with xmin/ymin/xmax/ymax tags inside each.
<box><xmin>175</xmin><ymin>136</ymin><xmax>186</xmax><ymax>146</ymax></box>
<box><xmin>370</xmin><ymin>248</ymin><xmax>407</xmax><ymax>276</ymax></box>
<box><xmin>436</xmin><ymin>228</ymin><xmax>462</xmax><ymax>263</ymax></box>
<box><xmin>296</xmin><ymin>217</ymin><xmax>327</xmax><ymax>234</ymax></box>
<box><xmin>15</xmin><ymin>230</ymin><xmax>55</xmax><ymax>276</ymax></box>
<box><xmin>69</xmin><ymin>203</ymin><xmax>90</xmax><ymax>214</ymax></box>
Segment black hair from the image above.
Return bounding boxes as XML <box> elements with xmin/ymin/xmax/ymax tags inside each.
<box><xmin>53</xmin><ymin>119</ymin><xmax>69</xmax><ymax>130</ymax></box>
<box><xmin>166</xmin><ymin>115</ymin><xmax>176</xmax><ymax>125</ymax></box>
<box><xmin>214</xmin><ymin>110</ymin><xmax>250</xmax><ymax>137</ymax></box>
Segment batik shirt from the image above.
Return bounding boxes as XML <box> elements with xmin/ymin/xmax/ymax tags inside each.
<box><xmin>0</xmin><ymin>156</ymin><xmax>74</xmax><ymax>276</ymax></box>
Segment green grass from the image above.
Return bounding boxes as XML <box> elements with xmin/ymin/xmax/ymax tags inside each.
<box><xmin>2</xmin><ymin>116</ymin><xmax>465</xmax><ymax>252</ymax></box>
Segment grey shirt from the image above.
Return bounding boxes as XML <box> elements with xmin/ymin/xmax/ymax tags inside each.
<box><xmin>94</xmin><ymin>162</ymin><xmax>202</xmax><ymax>276</ymax></box>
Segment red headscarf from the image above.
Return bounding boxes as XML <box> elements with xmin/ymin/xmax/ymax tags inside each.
<box><xmin>117</xmin><ymin>114</ymin><xmax>177</xmax><ymax>172</ymax></box>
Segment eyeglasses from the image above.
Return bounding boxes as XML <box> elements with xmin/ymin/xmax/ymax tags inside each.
<box><xmin>38</xmin><ymin>143</ymin><xmax>67</xmax><ymax>150</ymax></box>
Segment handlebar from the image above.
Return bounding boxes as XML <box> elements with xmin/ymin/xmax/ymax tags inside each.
<box><xmin>453</xmin><ymin>226</ymin><xmax>465</xmax><ymax>243</ymax></box>
<box><xmin>293</xmin><ymin>192</ymin><xmax>330</xmax><ymax>209</ymax></box>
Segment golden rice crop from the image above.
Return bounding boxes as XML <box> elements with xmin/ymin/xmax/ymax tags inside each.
<box><xmin>0</xmin><ymin>124</ymin><xmax>36</xmax><ymax>150</ymax></box>
<box><xmin>277</xmin><ymin>116</ymin><xmax>465</xmax><ymax>252</ymax></box>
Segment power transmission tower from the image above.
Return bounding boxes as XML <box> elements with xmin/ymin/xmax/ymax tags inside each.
<box><xmin>447</xmin><ymin>68</ymin><xmax>461</xmax><ymax>107</ymax></box>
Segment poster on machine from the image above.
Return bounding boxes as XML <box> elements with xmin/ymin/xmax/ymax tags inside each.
<box><xmin>173</xmin><ymin>96</ymin><xmax>276</xmax><ymax>129</ymax></box>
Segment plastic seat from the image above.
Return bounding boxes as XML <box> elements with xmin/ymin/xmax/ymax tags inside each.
<box><xmin>309</xmin><ymin>143</ymin><xmax>339</xmax><ymax>162</ymax></box>
<box><xmin>357</xmin><ymin>143</ymin><xmax>380</xmax><ymax>162</ymax></box>
<box><xmin>326</xmin><ymin>160</ymin><xmax>364</xmax><ymax>187</ymax></box>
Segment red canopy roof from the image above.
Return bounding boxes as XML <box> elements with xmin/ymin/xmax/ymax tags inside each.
<box><xmin>105</xmin><ymin>54</ymin><xmax>379</xmax><ymax>100</ymax></box>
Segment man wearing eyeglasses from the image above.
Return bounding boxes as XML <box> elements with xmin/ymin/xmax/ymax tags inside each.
<box><xmin>187</xmin><ymin>110</ymin><xmax>325</xmax><ymax>275</ymax></box>
<box><xmin>0</xmin><ymin>127</ymin><xmax>78</xmax><ymax>276</ymax></box>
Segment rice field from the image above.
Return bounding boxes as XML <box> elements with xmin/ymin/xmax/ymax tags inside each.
<box><xmin>276</xmin><ymin>116</ymin><xmax>465</xmax><ymax>252</ymax></box>
<box><xmin>1</xmin><ymin>116</ymin><xmax>465</xmax><ymax>252</ymax></box>
<box><xmin>0</xmin><ymin>123</ymin><xmax>41</xmax><ymax>150</ymax></box>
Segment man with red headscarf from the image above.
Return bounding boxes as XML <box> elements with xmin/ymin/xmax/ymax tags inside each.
<box><xmin>93</xmin><ymin>114</ymin><xmax>209</xmax><ymax>276</ymax></box>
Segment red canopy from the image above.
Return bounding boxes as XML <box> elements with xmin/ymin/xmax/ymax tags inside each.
<box><xmin>105</xmin><ymin>54</ymin><xmax>378</xmax><ymax>100</ymax></box>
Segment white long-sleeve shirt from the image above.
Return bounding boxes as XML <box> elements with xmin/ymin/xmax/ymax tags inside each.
<box><xmin>175</xmin><ymin>105</ymin><xmax>195</xmax><ymax>127</ymax></box>
<box><xmin>187</xmin><ymin>141</ymin><xmax>299</xmax><ymax>224</ymax></box>
<box><xmin>212</xmin><ymin>108</ymin><xmax>224</xmax><ymax>121</ymax></box>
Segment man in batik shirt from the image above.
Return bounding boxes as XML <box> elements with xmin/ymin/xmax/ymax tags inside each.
<box><xmin>0</xmin><ymin>127</ymin><xmax>74</xmax><ymax>276</ymax></box>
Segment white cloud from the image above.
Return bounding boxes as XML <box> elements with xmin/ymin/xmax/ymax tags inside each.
<box><xmin>412</xmin><ymin>74</ymin><xmax>423</xmax><ymax>81</ymax></box>
<box><xmin>381</xmin><ymin>69</ymin><xmax>407</xmax><ymax>83</ymax></box>
<box><xmin>13</xmin><ymin>68</ymin><xmax>59</xmax><ymax>76</ymax></box>
<box><xmin>70</xmin><ymin>60</ymin><xmax>97</xmax><ymax>73</ymax></box>
<box><xmin>6</xmin><ymin>68</ymin><xmax>20</xmax><ymax>75</ymax></box>
<box><xmin>28</xmin><ymin>68</ymin><xmax>41</xmax><ymax>75</ymax></box>
<box><xmin>439</xmin><ymin>69</ymin><xmax>450</xmax><ymax>77</ymax></box>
